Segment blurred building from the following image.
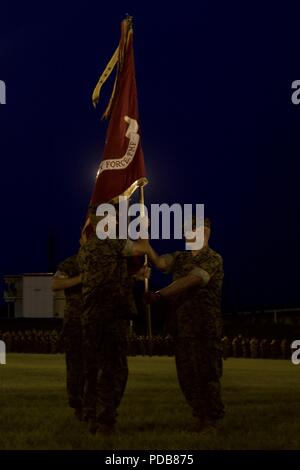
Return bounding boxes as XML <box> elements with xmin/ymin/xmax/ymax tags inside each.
<box><xmin>3</xmin><ymin>274</ymin><xmax>65</xmax><ymax>318</ymax></box>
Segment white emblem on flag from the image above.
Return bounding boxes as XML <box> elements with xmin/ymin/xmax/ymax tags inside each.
<box><xmin>96</xmin><ymin>116</ymin><xmax>139</xmax><ymax>177</ymax></box>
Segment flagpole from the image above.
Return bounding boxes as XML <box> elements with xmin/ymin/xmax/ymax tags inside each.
<box><xmin>139</xmin><ymin>185</ymin><xmax>152</xmax><ymax>340</ymax></box>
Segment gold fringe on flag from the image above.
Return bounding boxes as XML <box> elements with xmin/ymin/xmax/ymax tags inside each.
<box><xmin>92</xmin><ymin>46</ymin><xmax>119</xmax><ymax>109</ymax></box>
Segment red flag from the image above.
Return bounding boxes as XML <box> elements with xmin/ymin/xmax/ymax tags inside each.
<box><xmin>90</xmin><ymin>17</ymin><xmax>147</xmax><ymax>207</ymax></box>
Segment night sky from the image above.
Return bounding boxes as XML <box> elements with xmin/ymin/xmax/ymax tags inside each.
<box><xmin>1</xmin><ymin>1</ymin><xmax>300</xmax><ymax>311</ymax></box>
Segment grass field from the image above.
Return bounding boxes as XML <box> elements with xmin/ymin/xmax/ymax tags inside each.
<box><xmin>1</xmin><ymin>354</ymin><xmax>300</xmax><ymax>450</ymax></box>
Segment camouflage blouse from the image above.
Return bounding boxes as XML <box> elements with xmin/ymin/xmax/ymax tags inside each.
<box><xmin>78</xmin><ymin>235</ymin><xmax>137</xmax><ymax>318</ymax></box>
<box><xmin>162</xmin><ymin>247</ymin><xmax>224</xmax><ymax>338</ymax></box>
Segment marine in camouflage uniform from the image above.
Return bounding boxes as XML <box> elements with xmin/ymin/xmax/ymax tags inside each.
<box><xmin>221</xmin><ymin>336</ymin><xmax>231</xmax><ymax>359</ymax></box>
<box><xmin>232</xmin><ymin>335</ymin><xmax>243</xmax><ymax>357</ymax></box>
<box><xmin>78</xmin><ymin>225</ymin><xmax>149</xmax><ymax>432</ymax></box>
<box><xmin>2</xmin><ymin>331</ymin><xmax>12</xmax><ymax>352</ymax></box>
<box><xmin>250</xmin><ymin>337</ymin><xmax>259</xmax><ymax>358</ymax></box>
<box><xmin>145</xmin><ymin>217</ymin><xmax>225</xmax><ymax>429</ymax></box>
<box><xmin>53</xmin><ymin>255</ymin><xmax>84</xmax><ymax>417</ymax></box>
<box><xmin>259</xmin><ymin>338</ymin><xmax>269</xmax><ymax>358</ymax></box>
<box><xmin>270</xmin><ymin>338</ymin><xmax>280</xmax><ymax>359</ymax></box>
<box><xmin>241</xmin><ymin>337</ymin><xmax>250</xmax><ymax>358</ymax></box>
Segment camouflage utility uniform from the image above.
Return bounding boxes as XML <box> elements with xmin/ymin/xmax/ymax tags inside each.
<box><xmin>55</xmin><ymin>255</ymin><xmax>84</xmax><ymax>412</ymax></box>
<box><xmin>78</xmin><ymin>234</ymin><xmax>136</xmax><ymax>427</ymax></box>
<box><xmin>162</xmin><ymin>247</ymin><xmax>225</xmax><ymax>423</ymax></box>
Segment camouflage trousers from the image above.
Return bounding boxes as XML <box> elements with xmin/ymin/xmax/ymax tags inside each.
<box><xmin>82</xmin><ymin>306</ymin><xmax>128</xmax><ymax>425</ymax></box>
<box><xmin>174</xmin><ymin>337</ymin><xmax>224</xmax><ymax>422</ymax></box>
<box><xmin>63</xmin><ymin>313</ymin><xmax>84</xmax><ymax>410</ymax></box>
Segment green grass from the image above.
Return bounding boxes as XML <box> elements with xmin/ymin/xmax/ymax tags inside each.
<box><xmin>1</xmin><ymin>354</ymin><xmax>300</xmax><ymax>450</ymax></box>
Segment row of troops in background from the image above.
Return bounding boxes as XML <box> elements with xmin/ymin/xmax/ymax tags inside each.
<box><xmin>0</xmin><ymin>330</ymin><xmax>294</xmax><ymax>359</ymax></box>
<box><xmin>222</xmin><ymin>336</ymin><xmax>292</xmax><ymax>359</ymax></box>
<box><xmin>52</xmin><ymin>210</ymin><xmax>225</xmax><ymax>434</ymax></box>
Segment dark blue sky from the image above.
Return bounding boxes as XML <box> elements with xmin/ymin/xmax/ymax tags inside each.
<box><xmin>1</xmin><ymin>1</ymin><xmax>300</xmax><ymax>310</ymax></box>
